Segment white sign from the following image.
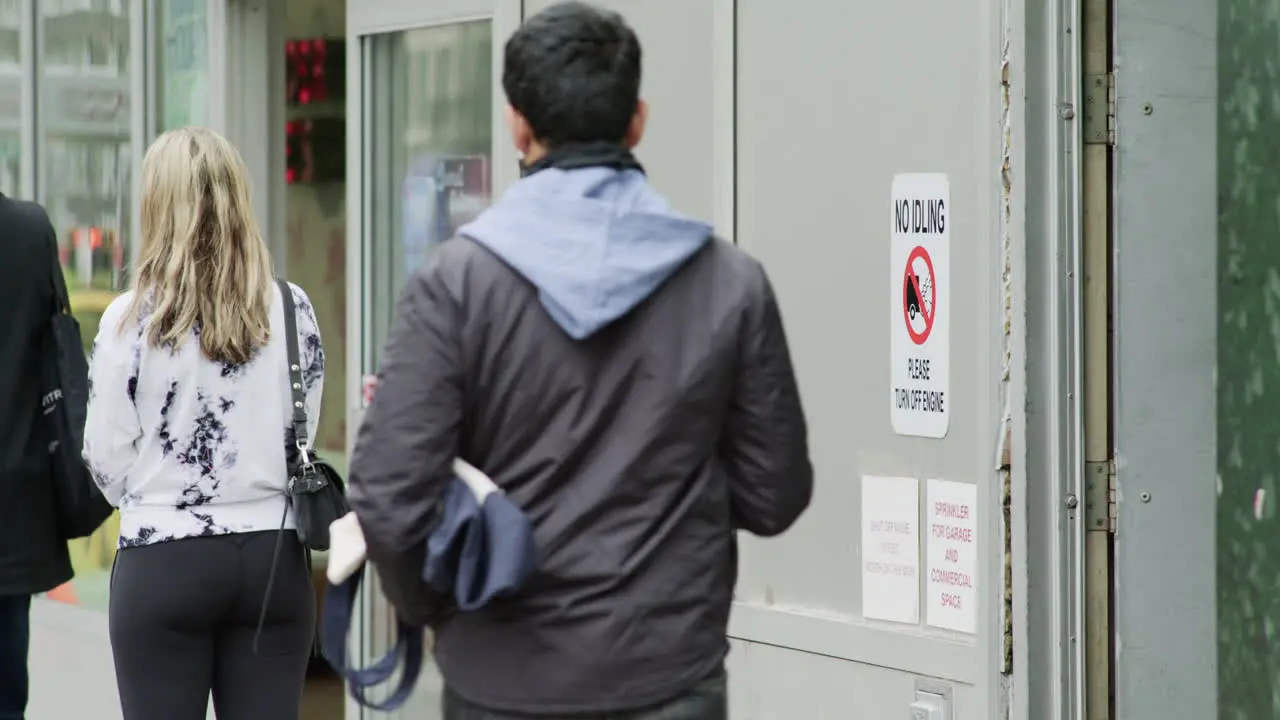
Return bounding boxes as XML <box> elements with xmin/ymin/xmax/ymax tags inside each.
<box><xmin>925</xmin><ymin>479</ymin><xmax>978</xmax><ymax>633</ymax></box>
<box><xmin>861</xmin><ymin>475</ymin><xmax>920</xmax><ymax>624</ymax></box>
<box><xmin>891</xmin><ymin>173</ymin><xmax>951</xmax><ymax>438</ymax></box>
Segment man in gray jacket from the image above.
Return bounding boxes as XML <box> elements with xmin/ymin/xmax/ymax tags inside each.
<box><xmin>347</xmin><ymin>2</ymin><xmax>812</xmax><ymax>717</ymax></box>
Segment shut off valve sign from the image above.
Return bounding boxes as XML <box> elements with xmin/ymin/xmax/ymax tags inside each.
<box><xmin>890</xmin><ymin>173</ymin><xmax>950</xmax><ymax>438</ymax></box>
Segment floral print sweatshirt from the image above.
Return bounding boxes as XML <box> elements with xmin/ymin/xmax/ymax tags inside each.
<box><xmin>82</xmin><ymin>282</ymin><xmax>324</xmax><ymax>549</ymax></box>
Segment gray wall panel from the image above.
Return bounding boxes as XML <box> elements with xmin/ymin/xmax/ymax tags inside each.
<box><xmin>1113</xmin><ymin>0</ymin><xmax>1217</xmax><ymax>715</ymax></box>
<box><xmin>732</xmin><ymin>0</ymin><xmax>1003</xmax><ymax>716</ymax></box>
<box><xmin>726</xmin><ymin>639</ymin><xmax>979</xmax><ymax>719</ymax></box>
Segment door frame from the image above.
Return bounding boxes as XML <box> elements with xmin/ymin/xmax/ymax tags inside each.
<box><xmin>1019</xmin><ymin>0</ymin><xmax>1091</xmax><ymax>714</ymax></box>
<box><xmin>344</xmin><ymin>1</ymin><xmax>521</xmax><ymax>716</ymax></box>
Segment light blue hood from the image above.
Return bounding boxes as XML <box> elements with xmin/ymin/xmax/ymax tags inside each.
<box><xmin>458</xmin><ymin>167</ymin><xmax>712</xmax><ymax>340</ymax></box>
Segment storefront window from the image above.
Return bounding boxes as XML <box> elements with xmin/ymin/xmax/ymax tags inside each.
<box><xmin>41</xmin><ymin>0</ymin><xmax>134</xmax><ymax>612</ymax></box>
<box><xmin>0</xmin><ymin>0</ymin><xmax>21</xmax><ymax>195</ymax></box>
<box><xmin>366</xmin><ymin>21</ymin><xmax>493</xmax><ymax>367</ymax></box>
<box><xmin>155</xmin><ymin>0</ymin><xmax>208</xmax><ymax>131</ymax></box>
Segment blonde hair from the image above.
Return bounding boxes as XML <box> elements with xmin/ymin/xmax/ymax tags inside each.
<box><xmin>124</xmin><ymin>127</ymin><xmax>274</xmax><ymax>366</ymax></box>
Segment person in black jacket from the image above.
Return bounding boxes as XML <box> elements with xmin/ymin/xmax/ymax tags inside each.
<box><xmin>346</xmin><ymin>2</ymin><xmax>813</xmax><ymax>718</ymax></box>
<box><xmin>0</xmin><ymin>195</ymin><xmax>74</xmax><ymax>720</ymax></box>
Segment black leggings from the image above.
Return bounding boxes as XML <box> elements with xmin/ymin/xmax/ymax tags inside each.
<box><xmin>109</xmin><ymin>530</ymin><xmax>315</xmax><ymax>720</ymax></box>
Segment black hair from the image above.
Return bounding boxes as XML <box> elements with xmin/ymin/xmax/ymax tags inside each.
<box><xmin>502</xmin><ymin>1</ymin><xmax>642</xmax><ymax>147</ymax></box>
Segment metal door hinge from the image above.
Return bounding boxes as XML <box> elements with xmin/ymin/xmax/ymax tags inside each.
<box><xmin>1083</xmin><ymin>73</ymin><xmax>1115</xmax><ymax>146</ymax></box>
<box><xmin>1085</xmin><ymin>460</ymin><xmax>1116</xmax><ymax>532</ymax></box>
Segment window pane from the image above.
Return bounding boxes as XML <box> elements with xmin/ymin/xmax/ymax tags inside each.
<box><xmin>42</xmin><ymin>0</ymin><xmax>131</xmax><ymax>294</ymax></box>
<box><xmin>367</xmin><ymin>22</ymin><xmax>493</xmax><ymax>369</ymax></box>
<box><xmin>362</xmin><ymin>22</ymin><xmax>493</xmax><ymax>711</ymax></box>
<box><xmin>0</xmin><ymin>0</ymin><xmax>19</xmax><ymax>195</ymax></box>
<box><xmin>41</xmin><ymin>0</ymin><xmax>133</xmax><ymax>613</ymax></box>
<box><xmin>156</xmin><ymin>0</ymin><xmax>208</xmax><ymax>131</ymax></box>
<box><xmin>284</xmin><ymin>31</ymin><xmax>349</xmax><ymax>474</ymax></box>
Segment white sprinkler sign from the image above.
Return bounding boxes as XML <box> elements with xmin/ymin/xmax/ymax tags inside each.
<box><xmin>861</xmin><ymin>475</ymin><xmax>920</xmax><ymax>625</ymax></box>
<box><xmin>891</xmin><ymin>173</ymin><xmax>950</xmax><ymax>438</ymax></box>
<box><xmin>926</xmin><ymin>479</ymin><xmax>978</xmax><ymax>634</ymax></box>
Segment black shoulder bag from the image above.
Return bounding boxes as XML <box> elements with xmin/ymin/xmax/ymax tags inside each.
<box><xmin>42</xmin><ymin>243</ymin><xmax>112</xmax><ymax>539</ymax></box>
<box><xmin>276</xmin><ymin>278</ymin><xmax>349</xmax><ymax>551</ymax></box>
<box><xmin>255</xmin><ymin>279</ymin><xmax>350</xmax><ymax>652</ymax></box>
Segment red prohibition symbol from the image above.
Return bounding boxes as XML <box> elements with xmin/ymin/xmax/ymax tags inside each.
<box><xmin>902</xmin><ymin>245</ymin><xmax>936</xmax><ymax>346</ymax></box>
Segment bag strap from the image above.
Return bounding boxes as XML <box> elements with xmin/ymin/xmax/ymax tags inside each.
<box><xmin>48</xmin><ymin>235</ymin><xmax>70</xmax><ymax>315</ymax></box>
<box><xmin>277</xmin><ymin>278</ymin><xmax>310</xmax><ymax>457</ymax></box>
<box><xmin>322</xmin><ymin>566</ymin><xmax>424</xmax><ymax>711</ymax></box>
<box><xmin>254</xmin><ymin>278</ymin><xmax>312</xmax><ymax>654</ymax></box>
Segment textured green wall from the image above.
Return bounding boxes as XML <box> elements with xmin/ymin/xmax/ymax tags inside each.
<box><xmin>1218</xmin><ymin>0</ymin><xmax>1280</xmax><ymax>715</ymax></box>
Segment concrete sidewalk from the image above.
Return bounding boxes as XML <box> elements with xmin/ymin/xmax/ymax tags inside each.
<box><xmin>27</xmin><ymin>600</ymin><xmax>346</xmax><ymax>719</ymax></box>
<box><xmin>27</xmin><ymin>599</ymin><xmax>131</xmax><ymax>719</ymax></box>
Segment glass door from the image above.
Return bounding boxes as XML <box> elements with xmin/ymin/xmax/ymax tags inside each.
<box><xmin>364</xmin><ymin>21</ymin><xmax>495</xmax><ymax>364</ymax></box>
<box><xmin>345</xmin><ymin>1</ymin><xmax>519</xmax><ymax>716</ymax></box>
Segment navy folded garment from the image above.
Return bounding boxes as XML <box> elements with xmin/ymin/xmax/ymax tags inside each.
<box><xmin>423</xmin><ymin>475</ymin><xmax>536</xmax><ymax>610</ymax></box>
<box><xmin>321</xmin><ymin>470</ymin><xmax>535</xmax><ymax>711</ymax></box>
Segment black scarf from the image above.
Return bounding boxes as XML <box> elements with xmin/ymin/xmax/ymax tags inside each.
<box><xmin>519</xmin><ymin>141</ymin><xmax>645</xmax><ymax>177</ymax></box>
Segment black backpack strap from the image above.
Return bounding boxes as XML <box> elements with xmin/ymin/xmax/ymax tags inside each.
<box><xmin>48</xmin><ymin>235</ymin><xmax>70</xmax><ymax>315</ymax></box>
<box><xmin>254</xmin><ymin>278</ymin><xmax>312</xmax><ymax>654</ymax></box>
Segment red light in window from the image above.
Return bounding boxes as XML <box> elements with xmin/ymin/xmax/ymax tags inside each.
<box><xmin>287</xmin><ymin>37</ymin><xmax>343</xmax><ymax>107</ymax></box>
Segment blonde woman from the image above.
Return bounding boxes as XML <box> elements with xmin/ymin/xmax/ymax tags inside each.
<box><xmin>82</xmin><ymin>127</ymin><xmax>324</xmax><ymax>720</ymax></box>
